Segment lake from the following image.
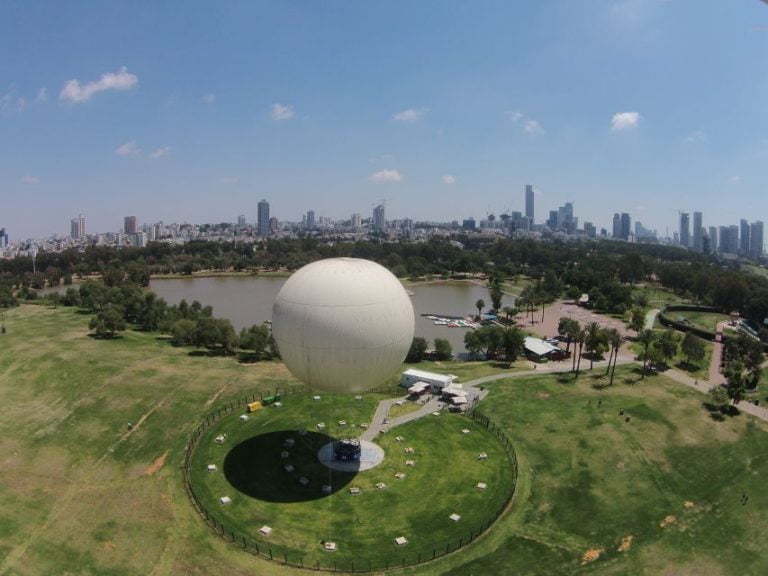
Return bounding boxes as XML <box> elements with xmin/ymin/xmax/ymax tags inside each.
<box><xmin>148</xmin><ymin>276</ymin><xmax>515</xmax><ymax>353</ymax></box>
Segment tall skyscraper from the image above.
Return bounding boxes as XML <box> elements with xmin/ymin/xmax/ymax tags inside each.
<box><xmin>351</xmin><ymin>213</ymin><xmax>362</xmax><ymax>228</ymax></box>
<box><xmin>257</xmin><ymin>199</ymin><xmax>270</xmax><ymax>236</ymax></box>
<box><xmin>373</xmin><ymin>204</ymin><xmax>386</xmax><ymax>231</ymax></box>
<box><xmin>740</xmin><ymin>219</ymin><xmax>750</xmax><ymax>255</ymax></box>
<box><xmin>679</xmin><ymin>212</ymin><xmax>690</xmax><ymax>247</ymax></box>
<box><xmin>612</xmin><ymin>213</ymin><xmax>621</xmax><ymax>239</ymax></box>
<box><xmin>306</xmin><ymin>210</ymin><xmax>316</xmax><ymax>230</ymax></box>
<box><xmin>70</xmin><ymin>214</ymin><xmax>85</xmax><ymax>239</ymax></box>
<box><xmin>0</xmin><ymin>227</ymin><xmax>8</xmax><ymax>248</ymax></box>
<box><xmin>237</xmin><ymin>214</ymin><xmax>246</xmax><ymax>227</ymax></box>
<box><xmin>124</xmin><ymin>215</ymin><xmax>137</xmax><ymax>235</ymax></box>
<box><xmin>620</xmin><ymin>213</ymin><xmax>631</xmax><ymax>240</ymax></box>
<box><xmin>692</xmin><ymin>211</ymin><xmax>703</xmax><ymax>252</ymax></box>
<box><xmin>525</xmin><ymin>184</ymin><xmax>534</xmax><ymax>221</ymax></box>
<box><xmin>750</xmin><ymin>221</ymin><xmax>764</xmax><ymax>259</ymax></box>
<box><xmin>708</xmin><ymin>226</ymin><xmax>718</xmax><ymax>253</ymax></box>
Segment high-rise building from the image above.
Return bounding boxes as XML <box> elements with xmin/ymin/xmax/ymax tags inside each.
<box><xmin>719</xmin><ymin>225</ymin><xmax>739</xmax><ymax>254</ymax></box>
<box><xmin>0</xmin><ymin>227</ymin><xmax>8</xmax><ymax>248</ymax></box>
<box><xmin>740</xmin><ymin>219</ymin><xmax>750</xmax><ymax>255</ymax></box>
<box><xmin>70</xmin><ymin>214</ymin><xmax>85</xmax><ymax>239</ymax></box>
<box><xmin>692</xmin><ymin>211</ymin><xmax>703</xmax><ymax>252</ymax></box>
<box><xmin>257</xmin><ymin>199</ymin><xmax>270</xmax><ymax>236</ymax></box>
<box><xmin>620</xmin><ymin>213</ymin><xmax>631</xmax><ymax>240</ymax></box>
<box><xmin>525</xmin><ymin>185</ymin><xmax>534</xmax><ymax>222</ymax></box>
<box><xmin>750</xmin><ymin>221</ymin><xmax>764</xmax><ymax>259</ymax></box>
<box><xmin>373</xmin><ymin>204</ymin><xmax>386</xmax><ymax>231</ymax></box>
<box><xmin>612</xmin><ymin>213</ymin><xmax>621</xmax><ymax>239</ymax></box>
<box><xmin>237</xmin><ymin>214</ymin><xmax>246</xmax><ymax>227</ymax></box>
<box><xmin>351</xmin><ymin>213</ymin><xmax>362</xmax><ymax>228</ymax></box>
<box><xmin>306</xmin><ymin>210</ymin><xmax>316</xmax><ymax>230</ymax></box>
<box><xmin>124</xmin><ymin>216</ymin><xmax>137</xmax><ymax>235</ymax></box>
<box><xmin>269</xmin><ymin>217</ymin><xmax>278</xmax><ymax>234</ymax></box>
<box><xmin>679</xmin><ymin>213</ymin><xmax>690</xmax><ymax>247</ymax></box>
<box><xmin>583</xmin><ymin>222</ymin><xmax>596</xmax><ymax>238</ymax></box>
<box><xmin>708</xmin><ymin>226</ymin><xmax>718</xmax><ymax>253</ymax></box>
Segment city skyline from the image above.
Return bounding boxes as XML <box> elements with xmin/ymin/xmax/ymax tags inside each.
<box><xmin>2</xmin><ymin>2</ymin><xmax>768</xmax><ymax>238</ymax></box>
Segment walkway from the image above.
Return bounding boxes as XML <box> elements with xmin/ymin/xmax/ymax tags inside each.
<box><xmin>359</xmin><ymin>396</ymin><xmax>442</xmax><ymax>441</ymax></box>
<box><xmin>645</xmin><ymin>308</ymin><xmax>660</xmax><ymax>330</ymax></box>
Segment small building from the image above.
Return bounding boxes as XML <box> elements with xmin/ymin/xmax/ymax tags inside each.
<box><xmin>401</xmin><ymin>369</ymin><xmax>455</xmax><ymax>393</ymax></box>
<box><xmin>578</xmin><ymin>293</ymin><xmax>590</xmax><ymax>307</ymax></box>
<box><xmin>407</xmin><ymin>382</ymin><xmax>430</xmax><ymax>396</ymax></box>
<box><xmin>524</xmin><ymin>337</ymin><xmax>565</xmax><ymax>361</ymax></box>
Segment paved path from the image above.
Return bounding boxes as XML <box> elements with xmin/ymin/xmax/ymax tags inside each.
<box><xmin>359</xmin><ymin>396</ymin><xmax>442</xmax><ymax>441</ymax></box>
<box><xmin>645</xmin><ymin>308</ymin><xmax>661</xmax><ymax>330</ymax></box>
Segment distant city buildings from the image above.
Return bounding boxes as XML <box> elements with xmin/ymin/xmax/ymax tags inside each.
<box><xmin>237</xmin><ymin>214</ymin><xmax>246</xmax><ymax>227</ymax></box>
<box><xmin>70</xmin><ymin>214</ymin><xmax>85</xmax><ymax>240</ymax></box>
<box><xmin>620</xmin><ymin>213</ymin><xmax>631</xmax><ymax>241</ymax></box>
<box><xmin>750</xmin><ymin>220</ymin><xmax>764</xmax><ymax>259</ymax></box>
<box><xmin>525</xmin><ymin>184</ymin><xmax>534</xmax><ymax>222</ymax></box>
<box><xmin>693</xmin><ymin>211</ymin><xmax>703</xmax><ymax>252</ymax></box>
<box><xmin>124</xmin><ymin>215</ymin><xmax>137</xmax><ymax>235</ymax></box>
<box><xmin>351</xmin><ymin>213</ymin><xmax>362</xmax><ymax>228</ymax></box>
<box><xmin>306</xmin><ymin>210</ymin><xmax>316</xmax><ymax>230</ymax></box>
<box><xmin>612</xmin><ymin>213</ymin><xmax>621</xmax><ymax>239</ymax></box>
<box><xmin>373</xmin><ymin>204</ymin><xmax>386</xmax><ymax>231</ymax></box>
<box><xmin>0</xmin><ymin>227</ymin><xmax>8</xmax><ymax>248</ymax></box>
<box><xmin>679</xmin><ymin>212</ymin><xmax>690</xmax><ymax>248</ymax></box>
<box><xmin>257</xmin><ymin>199</ymin><xmax>270</xmax><ymax>236</ymax></box>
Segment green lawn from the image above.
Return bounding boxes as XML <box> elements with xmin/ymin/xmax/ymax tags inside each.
<box><xmin>672</xmin><ymin>311</ymin><xmax>730</xmax><ymax>332</ymax></box>
<box><xmin>189</xmin><ymin>396</ymin><xmax>514</xmax><ymax>571</ymax></box>
<box><xmin>1</xmin><ymin>304</ymin><xmax>767</xmax><ymax>576</ymax></box>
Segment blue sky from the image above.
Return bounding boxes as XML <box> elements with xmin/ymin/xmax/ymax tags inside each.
<box><xmin>2</xmin><ymin>1</ymin><xmax>768</xmax><ymax>239</ymax></box>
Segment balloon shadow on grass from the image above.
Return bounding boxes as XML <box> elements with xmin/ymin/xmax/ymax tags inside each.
<box><xmin>223</xmin><ymin>430</ymin><xmax>359</xmax><ymax>503</ymax></box>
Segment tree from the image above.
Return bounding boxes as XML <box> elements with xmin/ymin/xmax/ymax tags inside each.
<box><xmin>406</xmin><ymin>337</ymin><xmax>428</xmax><ymax>363</ymax></box>
<box><xmin>574</xmin><ymin>329</ymin><xmax>586</xmax><ymax>375</ymax></box>
<box><xmin>637</xmin><ymin>329</ymin><xmax>655</xmax><ymax>379</ymax></box>
<box><xmin>475</xmin><ymin>299</ymin><xmax>485</xmax><ymax>320</ymax></box>
<box><xmin>584</xmin><ymin>321</ymin><xmax>608</xmax><ymax>370</ymax></box>
<box><xmin>629</xmin><ymin>307</ymin><xmax>646</xmax><ymax>333</ymax></box>
<box><xmin>708</xmin><ymin>384</ymin><xmax>729</xmax><ymax>412</ymax></box>
<box><xmin>502</xmin><ymin>327</ymin><xmax>525</xmax><ymax>366</ymax></box>
<box><xmin>88</xmin><ymin>306</ymin><xmax>126</xmax><ymax>338</ymax></box>
<box><xmin>680</xmin><ymin>332</ymin><xmax>706</xmax><ymax>366</ymax></box>
<box><xmin>434</xmin><ymin>338</ymin><xmax>453</xmax><ymax>361</ymax></box>
<box><xmin>475</xmin><ymin>325</ymin><xmax>504</xmax><ymax>359</ymax></box>
<box><xmin>607</xmin><ymin>328</ymin><xmax>623</xmax><ymax>386</ymax></box>
<box><xmin>464</xmin><ymin>330</ymin><xmax>484</xmax><ymax>359</ymax></box>
<box><xmin>502</xmin><ymin>306</ymin><xmax>517</xmax><ymax>325</ymax></box>
<box><xmin>171</xmin><ymin>319</ymin><xmax>197</xmax><ymax>345</ymax></box>
<box><xmin>489</xmin><ymin>281</ymin><xmax>503</xmax><ymax>312</ymax></box>
<box><xmin>724</xmin><ymin>359</ymin><xmax>747</xmax><ymax>405</ymax></box>
<box><xmin>655</xmin><ymin>329</ymin><xmax>679</xmax><ymax>366</ymax></box>
<box><xmin>240</xmin><ymin>324</ymin><xmax>271</xmax><ymax>360</ymax></box>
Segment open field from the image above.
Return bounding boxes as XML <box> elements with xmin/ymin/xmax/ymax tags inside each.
<box><xmin>1</xmin><ymin>304</ymin><xmax>767</xmax><ymax>575</ymax></box>
<box><xmin>671</xmin><ymin>310</ymin><xmax>731</xmax><ymax>332</ymax></box>
<box><xmin>190</xmin><ymin>396</ymin><xmax>514</xmax><ymax>570</ymax></box>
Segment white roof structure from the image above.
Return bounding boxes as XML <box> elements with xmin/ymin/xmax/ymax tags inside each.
<box><xmin>402</xmin><ymin>368</ymin><xmax>453</xmax><ymax>385</ymax></box>
<box><xmin>524</xmin><ymin>337</ymin><xmax>559</xmax><ymax>357</ymax></box>
<box><xmin>442</xmin><ymin>386</ymin><xmax>467</xmax><ymax>397</ymax></box>
<box><xmin>408</xmin><ymin>382</ymin><xmax>430</xmax><ymax>394</ymax></box>
<box><xmin>272</xmin><ymin>258</ymin><xmax>415</xmax><ymax>393</ymax></box>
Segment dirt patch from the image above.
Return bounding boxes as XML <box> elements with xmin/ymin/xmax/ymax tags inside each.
<box><xmin>683</xmin><ymin>500</ymin><xmax>695</xmax><ymax>509</ymax></box>
<box><xmin>536</xmin><ymin>391</ymin><xmax>551</xmax><ymax>399</ymax></box>
<box><xmin>617</xmin><ymin>535</ymin><xmax>633</xmax><ymax>552</ymax></box>
<box><xmin>144</xmin><ymin>451</ymin><xmax>169</xmax><ymax>476</ymax></box>
<box><xmin>660</xmin><ymin>515</ymin><xmax>677</xmax><ymax>528</ymax></box>
<box><xmin>580</xmin><ymin>548</ymin><xmax>604</xmax><ymax>565</ymax></box>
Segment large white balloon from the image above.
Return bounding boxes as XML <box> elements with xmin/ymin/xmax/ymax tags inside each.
<box><xmin>272</xmin><ymin>258</ymin><xmax>415</xmax><ymax>393</ymax></box>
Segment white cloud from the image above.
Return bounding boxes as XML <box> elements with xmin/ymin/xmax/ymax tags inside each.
<box><xmin>0</xmin><ymin>86</ymin><xmax>16</xmax><ymax>111</ymax></box>
<box><xmin>219</xmin><ymin>176</ymin><xmax>239</xmax><ymax>184</ymax></box>
<box><xmin>271</xmin><ymin>103</ymin><xmax>295</xmax><ymax>121</ymax></box>
<box><xmin>442</xmin><ymin>174</ymin><xmax>456</xmax><ymax>185</ymax></box>
<box><xmin>16</xmin><ymin>97</ymin><xmax>26</xmax><ymax>112</ymax></box>
<box><xmin>506</xmin><ymin>110</ymin><xmax>544</xmax><ymax>135</ymax></box>
<box><xmin>59</xmin><ymin>66</ymin><xmax>138</xmax><ymax>103</ymax></box>
<box><xmin>392</xmin><ymin>107</ymin><xmax>429</xmax><ymax>123</ymax></box>
<box><xmin>611</xmin><ymin>111</ymin><xmax>641</xmax><ymax>131</ymax></box>
<box><xmin>729</xmin><ymin>175</ymin><xmax>741</xmax><ymax>184</ymax></box>
<box><xmin>523</xmin><ymin>119</ymin><xmax>544</xmax><ymax>135</ymax></box>
<box><xmin>686</xmin><ymin>130</ymin><xmax>708</xmax><ymax>143</ymax></box>
<box><xmin>150</xmin><ymin>146</ymin><xmax>171</xmax><ymax>159</ymax></box>
<box><xmin>115</xmin><ymin>140</ymin><xmax>140</xmax><ymax>156</ymax></box>
<box><xmin>21</xmin><ymin>175</ymin><xmax>40</xmax><ymax>185</ymax></box>
<box><xmin>37</xmin><ymin>87</ymin><xmax>47</xmax><ymax>102</ymax></box>
<box><xmin>201</xmin><ymin>93</ymin><xmax>215</xmax><ymax>104</ymax></box>
<box><xmin>369</xmin><ymin>169</ymin><xmax>402</xmax><ymax>183</ymax></box>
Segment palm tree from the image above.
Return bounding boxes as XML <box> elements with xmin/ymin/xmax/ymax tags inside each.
<box><xmin>475</xmin><ymin>298</ymin><xmax>485</xmax><ymax>320</ymax></box>
<box><xmin>607</xmin><ymin>328</ymin><xmax>622</xmax><ymax>386</ymax></box>
<box><xmin>585</xmin><ymin>321</ymin><xmax>603</xmax><ymax>370</ymax></box>
<box><xmin>637</xmin><ymin>329</ymin><xmax>654</xmax><ymax>379</ymax></box>
<box><xmin>502</xmin><ymin>306</ymin><xmax>517</xmax><ymax>325</ymax></box>
<box><xmin>575</xmin><ymin>329</ymin><xmax>586</xmax><ymax>375</ymax></box>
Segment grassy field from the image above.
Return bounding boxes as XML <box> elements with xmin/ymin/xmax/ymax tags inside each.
<box><xmin>189</xmin><ymin>396</ymin><xmax>514</xmax><ymax>570</ymax></box>
<box><xmin>1</xmin><ymin>304</ymin><xmax>767</xmax><ymax>576</ymax></box>
<box><xmin>672</xmin><ymin>310</ymin><xmax>731</xmax><ymax>332</ymax></box>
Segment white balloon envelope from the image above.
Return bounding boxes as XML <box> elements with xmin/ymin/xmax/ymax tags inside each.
<box><xmin>272</xmin><ymin>258</ymin><xmax>415</xmax><ymax>393</ymax></box>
